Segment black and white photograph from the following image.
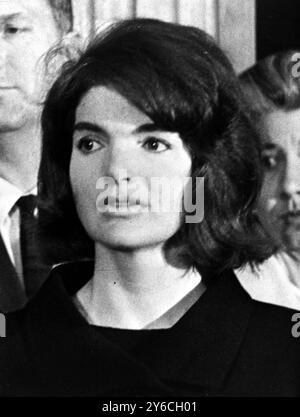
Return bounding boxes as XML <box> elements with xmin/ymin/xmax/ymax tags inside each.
<box><xmin>0</xmin><ymin>0</ymin><xmax>300</xmax><ymax>403</ymax></box>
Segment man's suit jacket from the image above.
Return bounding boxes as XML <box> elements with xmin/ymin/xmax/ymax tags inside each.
<box><xmin>0</xmin><ymin>234</ymin><xmax>50</xmax><ymax>313</ymax></box>
<box><xmin>0</xmin><ymin>212</ymin><xmax>92</xmax><ymax>313</ymax></box>
<box><xmin>1</xmin><ymin>261</ymin><xmax>300</xmax><ymax>397</ymax></box>
<box><xmin>0</xmin><ymin>234</ymin><xmax>27</xmax><ymax>313</ymax></box>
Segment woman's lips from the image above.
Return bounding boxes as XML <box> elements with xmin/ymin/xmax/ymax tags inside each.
<box><xmin>0</xmin><ymin>86</ymin><xmax>16</xmax><ymax>90</ymax></box>
<box><xmin>281</xmin><ymin>211</ymin><xmax>300</xmax><ymax>225</ymax></box>
<box><xmin>102</xmin><ymin>196</ymin><xmax>143</xmax><ymax>207</ymax></box>
<box><xmin>98</xmin><ymin>196</ymin><xmax>148</xmax><ymax>214</ymax></box>
<box><xmin>281</xmin><ymin>210</ymin><xmax>300</xmax><ymax>217</ymax></box>
<box><xmin>101</xmin><ymin>204</ymin><xmax>146</xmax><ymax>218</ymax></box>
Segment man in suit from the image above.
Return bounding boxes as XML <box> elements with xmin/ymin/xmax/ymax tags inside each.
<box><xmin>0</xmin><ymin>0</ymin><xmax>74</xmax><ymax>312</ymax></box>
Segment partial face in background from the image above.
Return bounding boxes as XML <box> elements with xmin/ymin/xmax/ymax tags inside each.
<box><xmin>70</xmin><ymin>86</ymin><xmax>192</xmax><ymax>251</ymax></box>
<box><xmin>0</xmin><ymin>0</ymin><xmax>60</xmax><ymax>132</ymax></box>
<box><xmin>258</xmin><ymin>109</ymin><xmax>300</xmax><ymax>252</ymax></box>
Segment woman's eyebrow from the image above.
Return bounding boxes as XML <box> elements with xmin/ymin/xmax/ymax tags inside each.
<box><xmin>262</xmin><ymin>142</ymin><xmax>279</xmax><ymax>151</ymax></box>
<box><xmin>73</xmin><ymin>121</ymin><xmax>169</xmax><ymax>137</ymax></box>
<box><xmin>133</xmin><ymin>123</ymin><xmax>166</xmax><ymax>134</ymax></box>
<box><xmin>73</xmin><ymin>121</ymin><xmax>109</xmax><ymax>137</ymax></box>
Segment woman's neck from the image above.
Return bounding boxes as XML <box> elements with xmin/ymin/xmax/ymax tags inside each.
<box><xmin>76</xmin><ymin>244</ymin><xmax>204</xmax><ymax>329</ymax></box>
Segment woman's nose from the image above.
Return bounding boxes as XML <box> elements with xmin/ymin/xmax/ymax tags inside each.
<box><xmin>104</xmin><ymin>144</ymin><xmax>133</xmax><ymax>184</ymax></box>
<box><xmin>281</xmin><ymin>155</ymin><xmax>300</xmax><ymax>199</ymax></box>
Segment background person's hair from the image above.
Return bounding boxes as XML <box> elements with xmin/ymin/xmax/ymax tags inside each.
<box><xmin>239</xmin><ymin>50</ymin><xmax>300</xmax><ymax>124</ymax></box>
<box><xmin>38</xmin><ymin>18</ymin><xmax>275</xmax><ymax>279</ymax></box>
<box><xmin>47</xmin><ymin>0</ymin><xmax>73</xmax><ymax>35</ymax></box>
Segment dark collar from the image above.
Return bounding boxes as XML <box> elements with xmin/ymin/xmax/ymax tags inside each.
<box><xmin>19</xmin><ymin>261</ymin><xmax>253</xmax><ymax>395</ymax></box>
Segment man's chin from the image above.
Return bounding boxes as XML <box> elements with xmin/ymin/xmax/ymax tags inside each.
<box><xmin>0</xmin><ymin>108</ymin><xmax>32</xmax><ymax>132</ymax></box>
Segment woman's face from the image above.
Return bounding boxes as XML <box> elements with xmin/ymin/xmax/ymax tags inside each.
<box><xmin>70</xmin><ymin>86</ymin><xmax>192</xmax><ymax>250</ymax></box>
<box><xmin>258</xmin><ymin>109</ymin><xmax>300</xmax><ymax>251</ymax></box>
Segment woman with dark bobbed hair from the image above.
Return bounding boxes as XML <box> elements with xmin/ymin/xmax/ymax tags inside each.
<box><xmin>237</xmin><ymin>51</ymin><xmax>300</xmax><ymax>309</ymax></box>
<box><xmin>1</xmin><ymin>19</ymin><xmax>300</xmax><ymax>397</ymax></box>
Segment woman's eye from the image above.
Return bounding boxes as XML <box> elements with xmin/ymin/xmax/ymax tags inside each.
<box><xmin>261</xmin><ymin>153</ymin><xmax>278</xmax><ymax>170</ymax></box>
<box><xmin>76</xmin><ymin>138</ymin><xmax>102</xmax><ymax>154</ymax></box>
<box><xmin>143</xmin><ymin>137</ymin><xmax>170</xmax><ymax>152</ymax></box>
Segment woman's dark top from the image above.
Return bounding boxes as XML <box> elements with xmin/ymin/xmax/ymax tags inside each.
<box><xmin>0</xmin><ymin>260</ymin><xmax>300</xmax><ymax>397</ymax></box>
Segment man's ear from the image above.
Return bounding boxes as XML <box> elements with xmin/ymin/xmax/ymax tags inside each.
<box><xmin>58</xmin><ymin>31</ymin><xmax>84</xmax><ymax>60</ymax></box>
<box><xmin>43</xmin><ymin>31</ymin><xmax>84</xmax><ymax>89</ymax></box>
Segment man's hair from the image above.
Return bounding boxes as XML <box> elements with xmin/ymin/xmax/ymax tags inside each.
<box><xmin>47</xmin><ymin>0</ymin><xmax>73</xmax><ymax>34</ymax></box>
<box><xmin>239</xmin><ymin>50</ymin><xmax>300</xmax><ymax>124</ymax></box>
<box><xmin>38</xmin><ymin>18</ymin><xmax>275</xmax><ymax>280</ymax></box>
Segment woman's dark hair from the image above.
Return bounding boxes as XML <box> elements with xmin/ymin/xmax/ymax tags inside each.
<box><xmin>239</xmin><ymin>50</ymin><xmax>300</xmax><ymax>125</ymax></box>
<box><xmin>38</xmin><ymin>18</ymin><xmax>275</xmax><ymax>278</ymax></box>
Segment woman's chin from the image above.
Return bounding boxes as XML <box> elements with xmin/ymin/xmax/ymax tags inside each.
<box><xmin>92</xmin><ymin>230</ymin><xmax>165</xmax><ymax>252</ymax></box>
<box><xmin>282</xmin><ymin>230</ymin><xmax>300</xmax><ymax>252</ymax></box>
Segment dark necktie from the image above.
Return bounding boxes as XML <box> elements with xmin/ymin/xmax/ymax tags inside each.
<box><xmin>16</xmin><ymin>195</ymin><xmax>47</xmax><ymax>298</ymax></box>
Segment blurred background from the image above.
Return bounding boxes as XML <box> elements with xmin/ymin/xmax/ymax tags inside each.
<box><xmin>71</xmin><ymin>0</ymin><xmax>255</xmax><ymax>73</ymax></box>
<box><xmin>71</xmin><ymin>0</ymin><xmax>300</xmax><ymax>73</ymax></box>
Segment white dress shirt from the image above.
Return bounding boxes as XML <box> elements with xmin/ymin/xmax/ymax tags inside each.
<box><xmin>0</xmin><ymin>177</ymin><xmax>37</xmax><ymax>284</ymax></box>
<box><xmin>235</xmin><ymin>253</ymin><xmax>300</xmax><ymax>310</ymax></box>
